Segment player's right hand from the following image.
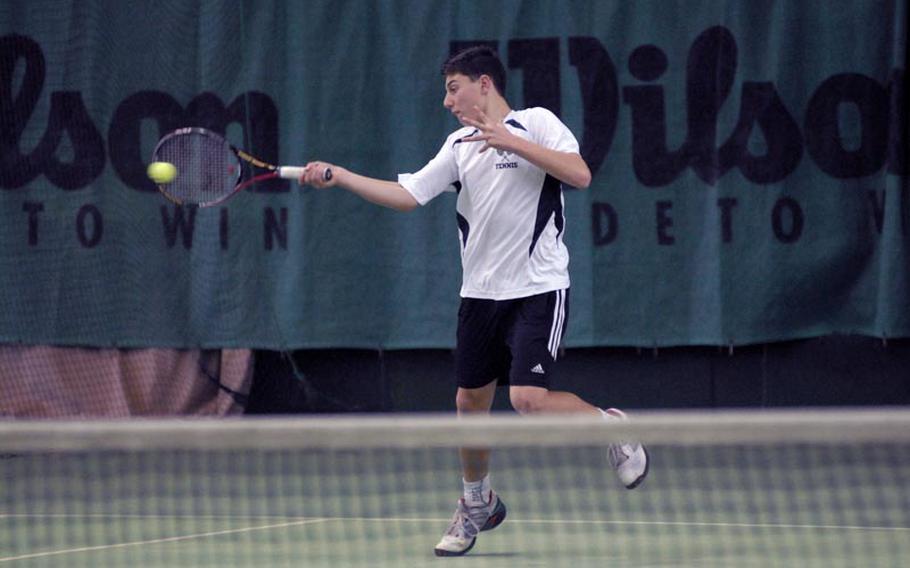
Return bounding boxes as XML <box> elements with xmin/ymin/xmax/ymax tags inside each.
<box><xmin>300</xmin><ymin>161</ymin><xmax>337</xmax><ymax>189</ymax></box>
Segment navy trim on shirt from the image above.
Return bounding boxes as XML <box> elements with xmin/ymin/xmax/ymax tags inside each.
<box><xmin>528</xmin><ymin>174</ymin><xmax>564</xmax><ymax>257</ymax></box>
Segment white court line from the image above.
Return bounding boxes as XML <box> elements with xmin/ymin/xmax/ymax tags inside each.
<box><xmin>3</xmin><ymin>512</ymin><xmax>909</xmax><ymax>532</ymax></box>
<box><xmin>0</xmin><ymin>513</ymin><xmax>308</xmax><ymax>521</ymax></box>
<box><xmin>338</xmin><ymin>516</ymin><xmax>910</xmax><ymax>533</ymax></box>
<box><xmin>2</xmin><ymin>514</ymin><xmax>907</xmax><ymax>563</ymax></box>
<box><xmin>0</xmin><ymin>517</ymin><xmax>331</xmax><ymax>563</ymax></box>
<box><xmin>503</xmin><ymin>518</ymin><xmax>910</xmax><ymax>533</ymax></box>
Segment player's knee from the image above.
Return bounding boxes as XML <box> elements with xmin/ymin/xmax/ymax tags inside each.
<box><xmin>509</xmin><ymin>388</ymin><xmax>547</xmax><ymax>415</ymax></box>
<box><xmin>456</xmin><ymin>387</ymin><xmax>492</xmax><ymax>413</ymax></box>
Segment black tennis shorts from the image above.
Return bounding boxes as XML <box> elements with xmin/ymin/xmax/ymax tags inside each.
<box><xmin>455</xmin><ymin>288</ymin><xmax>569</xmax><ymax>390</ymax></box>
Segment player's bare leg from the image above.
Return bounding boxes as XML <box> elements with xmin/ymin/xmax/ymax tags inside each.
<box><xmin>456</xmin><ymin>381</ymin><xmax>497</xmax><ymax>481</ymax></box>
<box><xmin>510</xmin><ymin>386</ymin><xmax>649</xmax><ymax>489</ymax></box>
<box><xmin>435</xmin><ymin>381</ymin><xmax>508</xmax><ymax>557</ymax></box>
<box><xmin>509</xmin><ymin>386</ymin><xmax>602</xmax><ymax>415</ymax></box>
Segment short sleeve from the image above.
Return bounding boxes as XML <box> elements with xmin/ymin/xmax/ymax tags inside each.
<box><xmin>398</xmin><ymin>139</ymin><xmax>459</xmax><ymax>206</ymax></box>
<box><xmin>530</xmin><ymin>107</ymin><xmax>580</xmax><ymax>154</ymax></box>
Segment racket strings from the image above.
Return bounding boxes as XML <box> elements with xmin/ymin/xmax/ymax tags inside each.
<box><xmin>154</xmin><ymin>133</ymin><xmax>241</xmax><ymax>205</ymax></box>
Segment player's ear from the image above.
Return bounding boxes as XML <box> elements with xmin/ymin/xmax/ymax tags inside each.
<box><xmin>479</xmin><ymin>74</ymin><xmax>491</xmax><ymax>94</ymax></box>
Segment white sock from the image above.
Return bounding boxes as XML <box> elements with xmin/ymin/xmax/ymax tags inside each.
<box><xmin>600</xmin><ymin>408</ymin><xmax>625</xmax><ymax>421</ymax></box>
<box><xmin>601</xmin><ymin>408</ymin><xmax>635</xmax><ymax>449</ymax></box>
<box><xmin>463</xmin><ymin>475</ymin><xmax>491</xmax><ymax>506</ymax></box>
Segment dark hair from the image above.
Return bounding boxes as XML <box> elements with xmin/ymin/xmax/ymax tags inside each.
<box><xmin>441</xmin><ymin>46</ymin><xmax>506</xmax><ymax>95</ymax></box>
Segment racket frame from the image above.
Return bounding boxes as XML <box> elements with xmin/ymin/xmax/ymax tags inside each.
<box><xmin>152</xmin><ymin>127</ymin><xmax>329</xmax><ymax>208</ymax></box>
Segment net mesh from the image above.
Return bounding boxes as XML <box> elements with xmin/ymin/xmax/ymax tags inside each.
<box><xmin>153</xmin><ymin>129</ymin><xmax>241</xmax><ymax>206</ymax></box>
<box><xmin>2</xmin><ymin>410</ymin><xmax>909</xmax><ymax>567</ymax></box>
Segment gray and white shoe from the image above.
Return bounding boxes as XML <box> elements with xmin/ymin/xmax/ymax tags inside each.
<box><xmin>605</xmin><ymin>408</ymin><xmax>649</xmax><ymax>489</ymax></box>
<box><xmin>434</xmin><ymin>491</ymin><xmax>507</xmax><ymax>557</ymax></box>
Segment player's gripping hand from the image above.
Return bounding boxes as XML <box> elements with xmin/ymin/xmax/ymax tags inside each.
<box><xmin>300</xmin><ymin>161</ymin><xmax>338</xmax><ymax>188</ymax></box>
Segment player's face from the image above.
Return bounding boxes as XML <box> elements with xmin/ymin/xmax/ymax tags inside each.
<box><xmin>443</xmin><ymin>73</ymin><xmax>484</xmax><ymax>125</ymax></box>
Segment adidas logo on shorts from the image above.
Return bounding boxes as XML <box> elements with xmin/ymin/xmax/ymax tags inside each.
<box><xmin>531</xmin><ymin>364</ymin><xmax>545</xmax><ymax>374</ymax></box>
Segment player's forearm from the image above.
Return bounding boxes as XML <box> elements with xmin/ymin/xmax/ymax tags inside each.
<box><xmin>512</xmin><ymin>138</ymin><xmax>591</xmax><ymax>189</ymax></box>
<box><xmin>335</xmin><ymin>168</ymin><xmax>419</xmax><ymax>211</ymax></box>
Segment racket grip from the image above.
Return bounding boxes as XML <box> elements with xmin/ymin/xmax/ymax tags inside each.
<box><xmin>278</xmin><ymin>166</ymin><xmax>306</xmax><ymax>180</ymax></box>
<box><xmin>278</xmin><ymin>166</ymin><xmax>334</xmax><ymax>181</ymax></box>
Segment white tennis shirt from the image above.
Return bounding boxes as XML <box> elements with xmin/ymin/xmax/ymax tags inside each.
<box><xmin>398</xmin><ymin>107</ymin><xmax>579</xmax><ymax>300</ymax></box>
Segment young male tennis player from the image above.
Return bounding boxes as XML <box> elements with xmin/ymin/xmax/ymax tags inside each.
<box><xmin>300</xmin><ymin>46</ymin><xmax>648</xmax><ymax>557</ymax></box>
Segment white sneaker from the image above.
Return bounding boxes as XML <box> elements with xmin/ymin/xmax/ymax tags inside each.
<box><xmin>434</xmin><ymin>491</ymin><xmax>507</xmax><ymax>557</ymax></box>
<box><xmin>604</xmin><ymin>408</ymin><xmax>649</xmax><ymax>489</ymax></box>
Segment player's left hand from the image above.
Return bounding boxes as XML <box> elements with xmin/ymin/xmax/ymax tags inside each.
<box><xmin>460</xmin><ymin>106</ymin><xmax>521</xmax><ymax>154</ymax></box>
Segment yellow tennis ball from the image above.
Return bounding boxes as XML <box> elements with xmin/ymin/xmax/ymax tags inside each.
<box><xmin>147</xmin><ymin>161</ymin><xmax>177</xmax><ymax>184</ymax></box>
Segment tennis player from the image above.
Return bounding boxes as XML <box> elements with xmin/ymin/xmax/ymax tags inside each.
<box><xmin>300</xmin><ymin>45</ymin><xmax>649</xmax><ymax>557</ymax></box>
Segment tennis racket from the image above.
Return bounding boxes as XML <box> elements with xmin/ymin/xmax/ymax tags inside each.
<box><xmin>151</xmin><ymin>127</ymin><xmax>332</xmax><ymax>207</ymax></box>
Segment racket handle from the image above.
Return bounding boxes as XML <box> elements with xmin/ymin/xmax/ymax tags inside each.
<box><xmin>278</xmin><ymin>166</ymin><xmax>334</xmax><ymax>181</ymax></box>
<box><xmin>278</xmin><ymin>166</ymin><xmax>306</xmax><ymax>179</ymax></box>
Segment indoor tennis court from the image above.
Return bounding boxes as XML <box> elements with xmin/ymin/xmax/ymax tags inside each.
<box><xmin>1</xmin><ymin>1</ymin><xmax>907</xmax><ymax>566</ymax></box>
<box><xmin>3</xmin><ymin>413</ymin><xmax>909</xmax><ymax>567</ymax></box>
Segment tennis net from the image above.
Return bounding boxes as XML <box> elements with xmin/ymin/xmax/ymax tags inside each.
<box><xmin>2</xmin><ymin>409</ymin><xmax>909</xmax><ymax>567</ymax></box>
